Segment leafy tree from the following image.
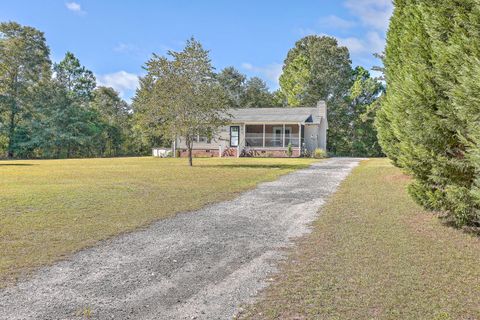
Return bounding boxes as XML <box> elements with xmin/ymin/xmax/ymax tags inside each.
<box><xmin>376</xmin><ymin>0</ymin><xmax>480</xmax><ymax>227</ymax></box>
<box><xmin>348</xmin><ymin>67</ymin><xmax>385</xmax><ymax>157</ymax></box>
<box><xmin>278</xmin><ymin>35</ymin><xmax>354</xmax><ymax>154</ymax></box>
<box><xmin>0</xmin><ymin>22</ymin><xmax>51</xmax><ymax>158</ymax></box>
<box><xmin>217</xmin><ymin>67</ymin><xmax>246</xmax><ymax>108</ymax></box>
<box><xmin>240</xmin><ymin>77</ymin><xmax>275</xmax><ymax>108</ymax></box>
<box><xmin>279</xmin><ymin>36</ymin><xmax>353</xmax><ymax>107</ymax></box>
<box><xmin>91</xmin><ymin>86</ymin><xmax>132</xmax><ymax>156</ymax></box>
<box><xmin>133</xmin><ymin>37</ymin><xmax>228</xmax><ymax>166</ymax></box>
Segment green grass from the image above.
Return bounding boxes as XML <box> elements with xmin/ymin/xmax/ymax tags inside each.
<box><xmin>239</xmin><ymin>159</ymin><xmax>480</xmax><ymax>320</ymax></box>
<box><xmin>0</xmin><ymin>156</ymin><xmax>316</xmax><ymax>288</ymax></box>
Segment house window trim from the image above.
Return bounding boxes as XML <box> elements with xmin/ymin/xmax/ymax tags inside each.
<box><xmin>230</xmin><ymin>126</ymin><xmax>240</xmax><ymax>147</ymax></box>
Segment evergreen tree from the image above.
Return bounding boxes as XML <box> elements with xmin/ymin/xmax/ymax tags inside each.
<box><xmin>42</xmin><ymin>52</ymin><xmax>101</xmax><ymax>158</ymax></box>
<box><xmin>240</xmin><ymin>77</ymin><xmax>275</xmax><ymax>108</ymax></box>
<box><xmin>217</xmin><ymin>67</ymin><xmax>246</xmax><ymax>108</ymax></box>
<box><xmin>348</xmin><ymin>67</ymin><xmax>385</xmax><ymax>157</ymax></box>
<box><xmin>376</xmin><ymin>0</ymin><xmax>480</xmax><ymax>227</ymax></box>
<box><xmin>91</xmin><ymin>86</ymin><xmax>132</xmax><ymax>156</ymax></box>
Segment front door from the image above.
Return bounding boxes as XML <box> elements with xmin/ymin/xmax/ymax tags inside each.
<box><xmin>273</xmin><ymin>127</ymin><xmax>282</xmax><ymax>147</ymax></box>
<box><xmin>230</xmin><ymin>126</ymin><xmax>240</xmax><ymax>147</ymax></box>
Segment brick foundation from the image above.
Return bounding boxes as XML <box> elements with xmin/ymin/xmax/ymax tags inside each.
<box><xmin>176</xmin><ymin>148</ymin><xmax>301</xmax><ymax>158</ymax></box>
<box><xmin>178</xmin><ymin>149</ymin><xmax>220</xmax><ymax>158</ymax></box>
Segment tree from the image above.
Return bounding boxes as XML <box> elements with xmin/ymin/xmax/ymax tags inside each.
<box><xmin>133</xmin><ymin>37</ymin><xmax>228</xmax><ymax>166</ymax></box>
<box><xmin>39</xmin><ymin>52</ymin><xmax>101</xmax><ymax>158</ymax></box>
<box><xmin>376</xmin><ymin>0</ymin><xmax>480</xmax><ymax>227</ymax></box>
<box><xmin>278</xmin><ymin>36</ymin><xmax>354</xmax><ymax>154</ymax></box>
<box><xmin>348</xmin><ymin>67</ymin><xmax>385</xmax><ymax>157</ymax></box>
<box><xmin>279</xmin><ymin>36</ymin><xmax>353</xmax><ymax>107</ymax></box>
<box><xmin>54</xmin><ymin>51</ymin><xmax>96</xmax><ymax>101</ymax></box>
<box><xmin>0</xmin><ymin>22</ymin><xmax>51</xmax><ymax>158</ymax></box>
<box><xmin>217</xmin><ymin>66</ymin><xmax>246</xmax><ymax>108</ymax></box>
<box><xmin>240</xmin><ymin>77</ymin><xmax>275</xmax><ymax>108</ymax></box>
<box><xmin>91</xmin><ymin>86</ymin><xmax>131</xmax><ymax>156</ymax></box>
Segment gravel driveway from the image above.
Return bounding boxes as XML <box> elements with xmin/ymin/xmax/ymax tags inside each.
<box><xmin>0</xmin><ymin>158</ymin><xmax>360</xmax><ymax>320</ymax></box>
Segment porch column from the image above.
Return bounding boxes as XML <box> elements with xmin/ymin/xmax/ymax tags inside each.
<box><xmin>243</xmin><ymin>123</ymin><xmax>246</xmax><ymax>147</ymax></box>
<box><xmin>283</xmin><ymin>124</ymin><xmax>286</xmax><ymax>147</ymax></box>
<box><xmin>263</xmin><ymin>124</ymin><xmax>266</xmax><ymax>147</ymax></box>
<box><xmin>298</xmin><ymin>123</ymin><xmax>302</xmax><ymax>152</ymax></box>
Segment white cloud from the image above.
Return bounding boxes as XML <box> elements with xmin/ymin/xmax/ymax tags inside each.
<box><xmin>65</xmin><ymin>2</ymin><xmax>86</xmax><ymax>15</ymax></box>
<box><xmin>337</xmin><ymin>31</ymin><xmax>385</xmax><ymax>54</ymax></box>
<box><xmin>344</xmin><ymin>0</ymin><xmax>393</xmax><ymax>32</ymax></box>
<box><xmin>241</xmin><ymin>63</ymin><xmax>283</xmax><ymax>87</ymax></box>
<box><xmin>96</xmin><ymin>71</ymin><xmax>139</xmax><ymax>99</ymax></box>
<box><xmin>318</xmin><ymin>15</ymin><xmax>356</xmax><ymax>30</ymax></box>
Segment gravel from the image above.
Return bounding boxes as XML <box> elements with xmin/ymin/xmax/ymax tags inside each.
<box><xmin>0</xmin><ymin>158</ymin><xmax>360</xmax><ymax>320</ymax></box>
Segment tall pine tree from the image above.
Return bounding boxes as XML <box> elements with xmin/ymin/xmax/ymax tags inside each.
<box><xmin>377</xmin><ymin>0</ymin><xmax>480</xmax><ymax>227</ymax></box>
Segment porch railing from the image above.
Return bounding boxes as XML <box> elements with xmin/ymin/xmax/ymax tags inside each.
<box><xmin>245</xmin><ymin>133</ymin><xmax>302</xmax><ymax>148</ymax></box>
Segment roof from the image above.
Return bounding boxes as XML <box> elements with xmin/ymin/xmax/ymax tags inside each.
<box><xmin>227</xmin><ymin>107</ymin><xmax>322</xmax><ymax>124</ymax></box>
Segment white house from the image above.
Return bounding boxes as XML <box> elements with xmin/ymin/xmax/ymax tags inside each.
<box><xmin>162</xmin><ymin>100</ymin><xmax>327</xmax><ymax>158</ymax></box>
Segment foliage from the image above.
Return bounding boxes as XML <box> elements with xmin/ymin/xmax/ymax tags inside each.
<box><xmin>240</xmin><ymin>77</ymin><xmax>275</xmax><ymax>108</ymax></box>
<box><xmin>133</xmin><ymin>37</ymin><xmax>229</xmax><ymax>166</ymax></box>
<box><xmin>278</xmin><ymin>35</ymin><xmax>383</xmax><ymax>156</ymax></box>
<box><xmin>217</xmin><ymin>67</ymin><xmax>277</xmax><ymax>108</ymax></box>
<box><xmin>0</xmin><ymin>21</ymin><xmax>51</xmax><ymax>158</ymax></box>
<box><xmin>279</xmin><ymin>36</ymin><xmax>352</xmax><ymax>107</ymax></box>
<box><xmin>376</xmin><ymin>0</ymin><xmax>480</xmax><ymax>227</ymax></box>
<box><xmin>91</xmin><ymin>86</ymin><xmax>133</xmax><ymax>157</ymax></box>
<box><xmin>347</xmin><ymin>67</ymin><xmax>385</xmax><ymax>157</ymax></box>
<box><xmin>287</xmin><ymin>143</ymin><xmax>293</xmax><ymax>157</ymax></box>
<box><xmin>312</xmin><ymin>148</ymin><xmax>327</xmax><ymax>159</ymax></box>
<box><xmin>216</xmin><ymin>66</ymin><xmax>246</xmax><ymax>108</ymax></box>
<box><xmin>0</xmin><ymin>23</ymin><xmax>143</xmax><ymax>159</ymax></box>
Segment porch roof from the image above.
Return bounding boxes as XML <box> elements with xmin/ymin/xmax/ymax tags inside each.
<box><xmin>227</xmin><ymin>107</ymin><xmax>321</xmax><ymax>124</ymax></box>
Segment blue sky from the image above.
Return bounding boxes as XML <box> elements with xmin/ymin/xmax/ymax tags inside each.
<box><xmin>0</xmin><ymin>0</ymin><xmax>393</xmax><ymax>102</ymax></box>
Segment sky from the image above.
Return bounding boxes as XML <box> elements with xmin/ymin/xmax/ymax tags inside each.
<box><xmin>0</xmin><ymin>0</ymin><xmax>393</xmax><ymax>102</ymax></box>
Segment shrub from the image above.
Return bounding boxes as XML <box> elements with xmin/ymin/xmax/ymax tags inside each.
<box><xmin>313</xmin><ymin>148</ymin><xmax>327</xmax><ymax>159</ymax></box>
<box><xmin>287</xmin><ymin>143</ymin><xmax>293</xmax><ymax>157</ymax></box>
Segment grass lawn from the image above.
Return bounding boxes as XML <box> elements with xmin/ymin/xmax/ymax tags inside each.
<box><xmin>0</xmin><ymin>156</ymin><xmax>316</xmax><ymax>288</ymax></box>
<box><xmin>239</xmin><ymin>159</ymin><xmax>480</xmax><ymax>320</ymax></box>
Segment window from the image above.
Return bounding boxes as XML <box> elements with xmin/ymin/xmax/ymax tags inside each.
<box><xmin>230</xmin><ymin>126</ymin><xmax>239</xmax><ymax>147</ymax></box>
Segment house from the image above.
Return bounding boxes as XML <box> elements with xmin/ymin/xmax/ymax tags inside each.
<box><xmin>171</xmin><ymin>100</ymin><xmax>327</xmax><ymax>158</ymax></box>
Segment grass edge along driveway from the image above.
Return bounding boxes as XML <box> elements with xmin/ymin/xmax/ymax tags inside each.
<box><xmin>239</xmin><ymin>158</ymin><xmax>480</xmax><ymax>320</ymax></box>
<box><xmin>0</xmin><ymin>157</ymin><xmax>316</xmax><ymax>288</ymax></box>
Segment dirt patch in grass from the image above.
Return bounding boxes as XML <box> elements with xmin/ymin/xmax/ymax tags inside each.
<box><xmin>238</xmin><ymin>159</ymin><xmax>480</xmax><ymax>320</ymax></box>
<box><xmin>0</xmin><ymin>157</ymin><xmax>315</xmax><ymax>288</ymax></box>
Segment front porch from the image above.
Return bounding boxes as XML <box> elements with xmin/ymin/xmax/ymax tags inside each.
<box><xmin>244</xmin><ymin>124</ymin><xmax>303</xmax><ymax>147</ymax></box>
<box><xmin>238</xmin><ymin>124</ymin><xmax>304</xmax><ymax>157</ymax></box>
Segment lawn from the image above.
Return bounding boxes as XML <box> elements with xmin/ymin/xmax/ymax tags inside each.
<box><xmin>239</xmin><ymin>159</ymin><xmax>480</xmax><ymax>320</ymax></box>
<box><xmin>0</xmin><ymin>156</ymin><xmax>316</xmax><ymax>288</ymax></box>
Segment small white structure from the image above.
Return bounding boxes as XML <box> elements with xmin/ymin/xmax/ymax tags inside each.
<box><xmin>152</xmin><ymin>148</ymin><xmax>172</xmax><ymax>158</ymax></box>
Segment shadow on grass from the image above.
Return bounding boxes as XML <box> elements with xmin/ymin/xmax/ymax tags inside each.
<box><xmin>0</xmin><ymin>163</ymin><xmax>36</xmax><ymax>166</ymax></box>
<box><xmin>198</xmin><ymin>163</ymin><xmax>309</xmax><ymax>170</ymax></box>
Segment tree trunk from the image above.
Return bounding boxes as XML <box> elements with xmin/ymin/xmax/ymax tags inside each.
<box><xmin>188</xmin><ymin>147</ymin><xmax>193</xmax><ymax>166</ymax></box>
<box><xmin>186</xmin><ymin>136</ymin><xmax>193</xmax><ymax>166</ymax></box>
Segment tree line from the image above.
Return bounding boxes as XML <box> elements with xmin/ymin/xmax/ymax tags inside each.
<box><xmin>377</xmin><ymin>0</ymin><xmax>480</xmax><ymax>228</ymax></box>
<box><xmin>1</xmin><ymin>21</ymin><xmax>385</xmax><ymax>159</ymax></box>
<box><xmin>0</xmin><ymin>22</ymin><xmax>147</xmax><ymax>159</ymax></box>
